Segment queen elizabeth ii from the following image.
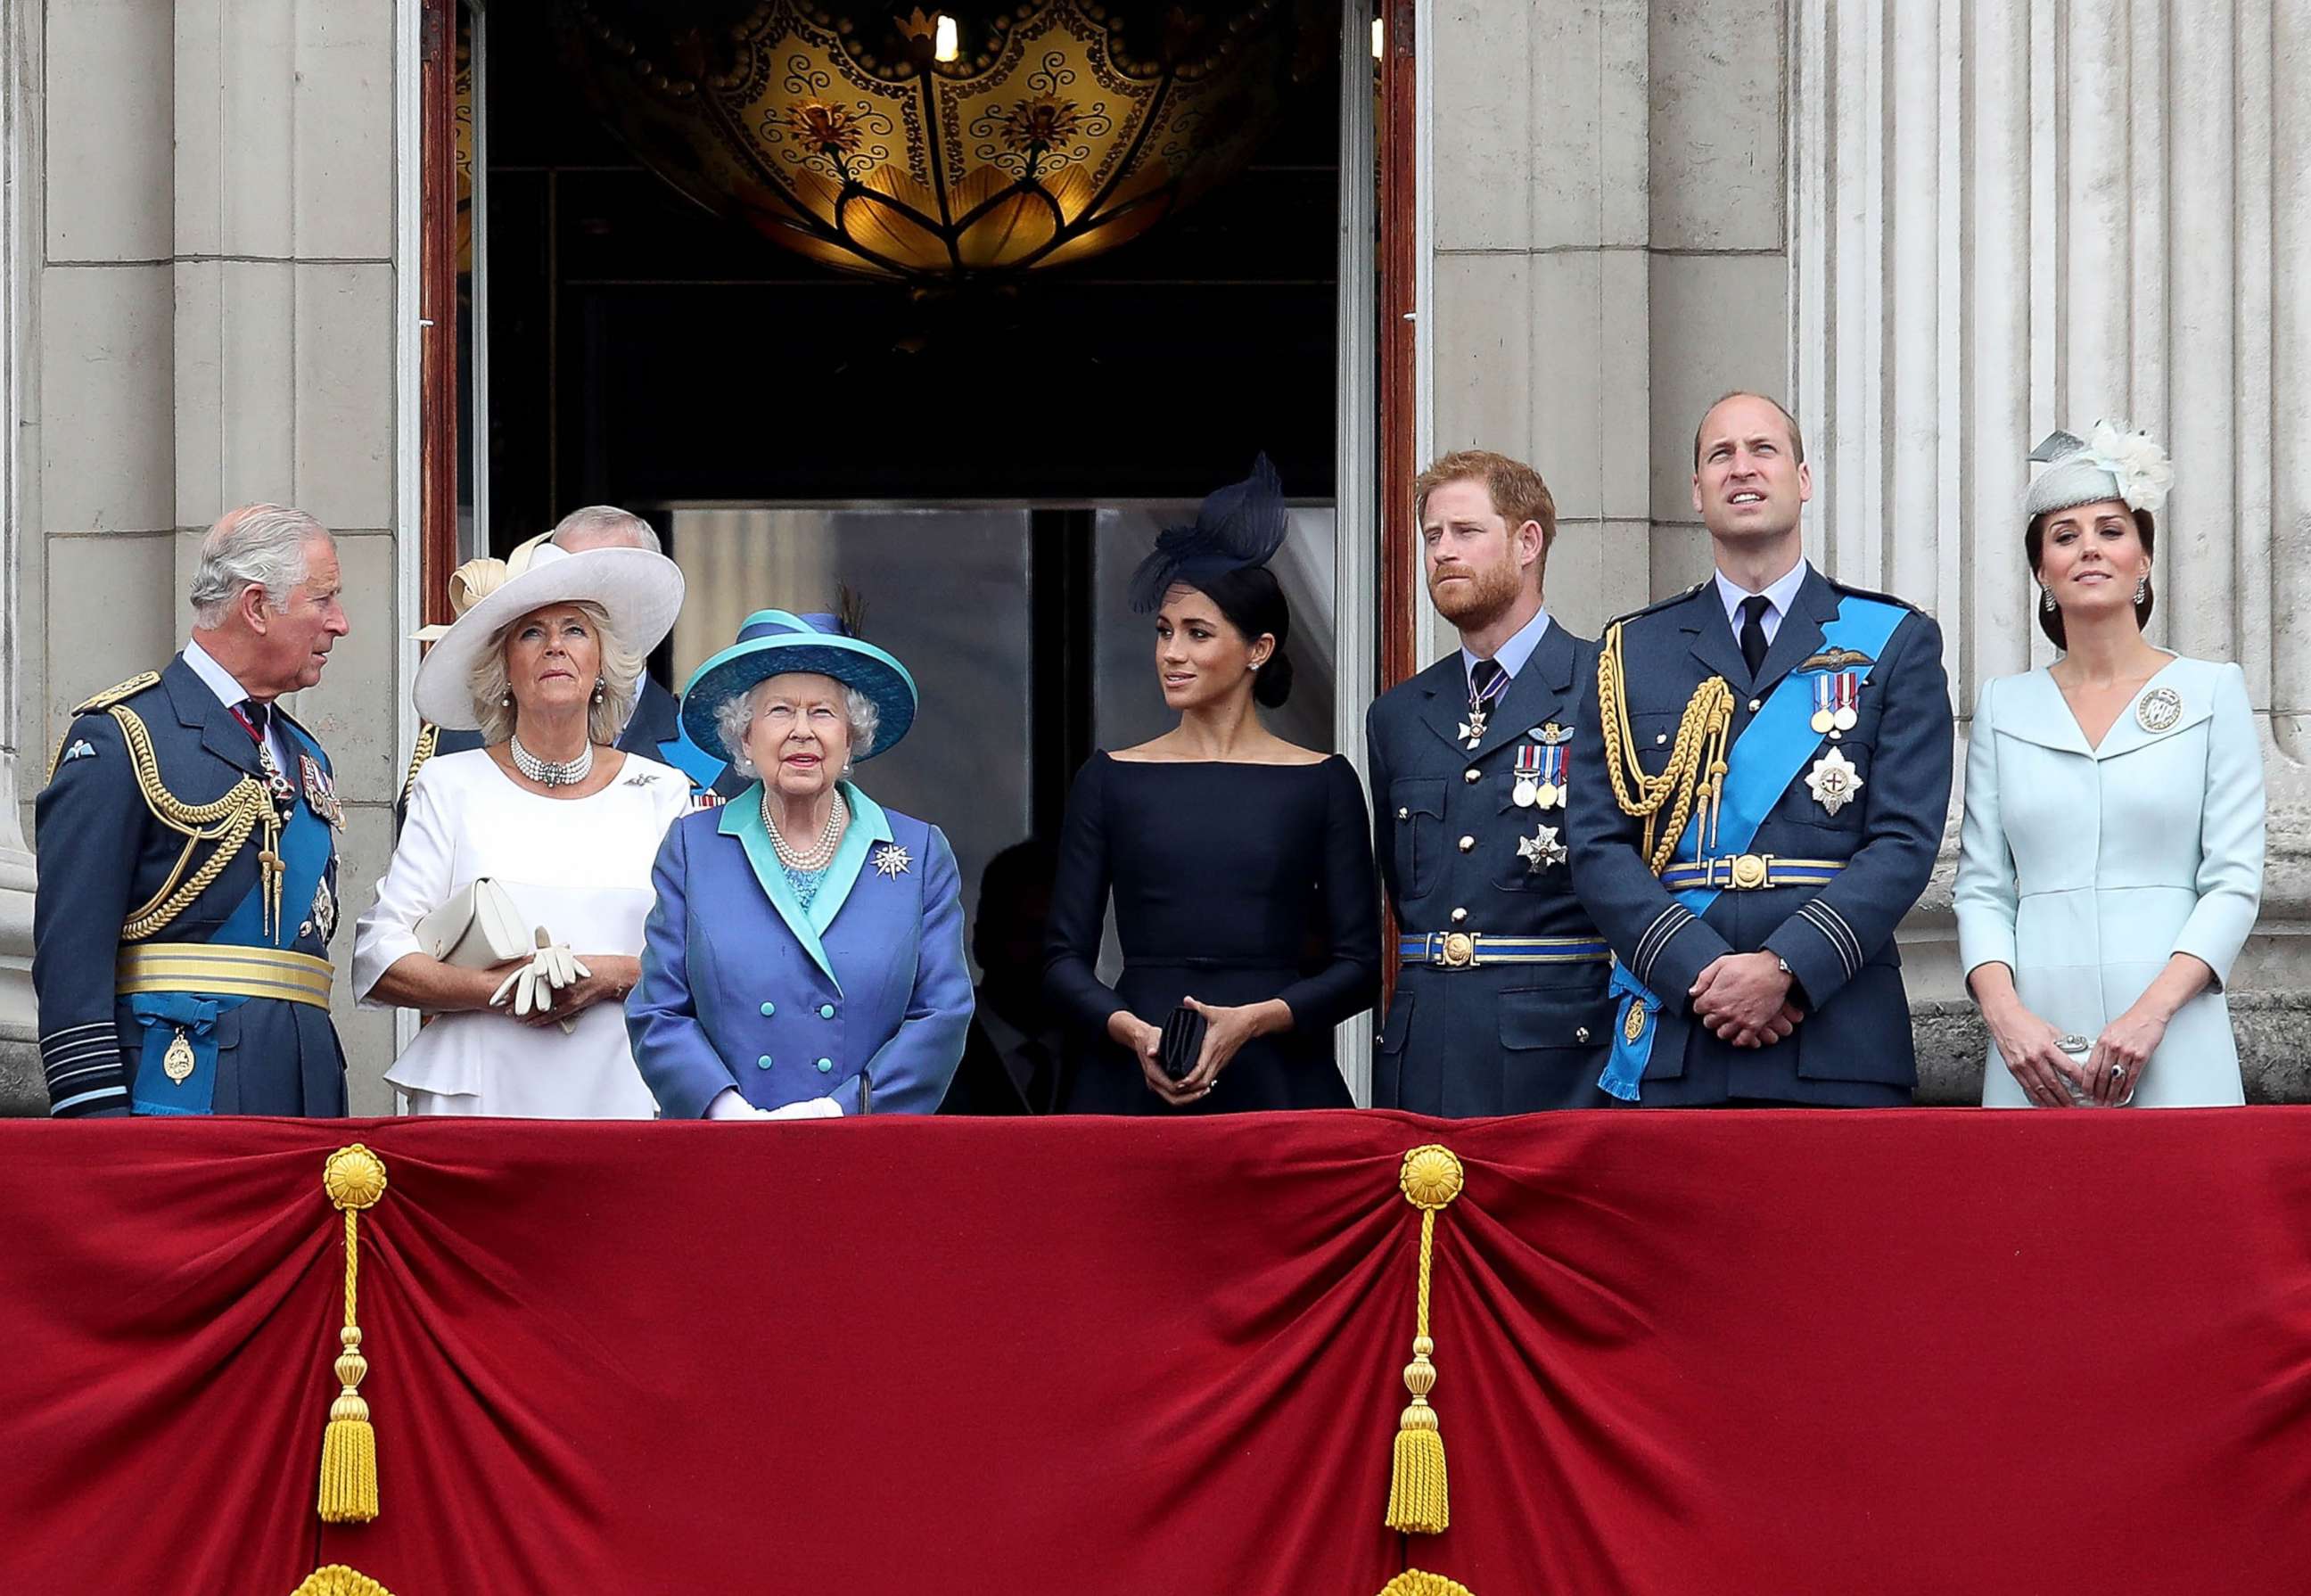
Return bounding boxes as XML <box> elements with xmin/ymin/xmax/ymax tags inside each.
<box><xmin>628</xmin><ymin>610</ymin><xmax>972</xmax><ymax>1118</ymax></box>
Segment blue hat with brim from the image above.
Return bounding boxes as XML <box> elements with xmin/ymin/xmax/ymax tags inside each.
<box><xmin>679</xmin><ymin>609</ymin><xmax>918</xmax><ymax>763</ymax></box>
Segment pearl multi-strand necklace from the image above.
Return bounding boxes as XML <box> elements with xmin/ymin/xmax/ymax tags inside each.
<box><xmin>764</xmin><ymin>787</ymin><xmax>847</xmax><ymax>871</ymax></box>
<box><xmin>510</xmin><ymin>733</ymin><xmax>594</xmax><ymax>788</ymax></box>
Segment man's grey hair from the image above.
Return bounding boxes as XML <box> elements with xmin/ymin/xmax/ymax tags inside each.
<box><xmin>717</xmin><ymin>674</ymin><xmax>879</xmax><ymax>780</ymax></box>
<box><xmin>469</xmin><ymin>600</ymin><xmax>646</xmax><ymax>747</ymax></box>
<box><xmin>187</xmin><ymin>504</ymin><xmax>333</xmax><ymax>628</ymax></box>
<box><xmin>549</xmin><ymin>505</ymin><xmax>662</xmax><ymax>555</ymax></box>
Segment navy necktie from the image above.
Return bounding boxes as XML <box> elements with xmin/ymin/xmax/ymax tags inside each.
<box><xmin>1739</xmin><ymin>595</ymin><xmax>1772</xmax><ymax>679</ymax></box>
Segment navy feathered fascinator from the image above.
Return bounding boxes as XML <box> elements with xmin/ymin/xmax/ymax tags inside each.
<box><xmin>1127</xmin><ymin>454</ymin><xmax>1291</xmax><ymax>613</ymax></box>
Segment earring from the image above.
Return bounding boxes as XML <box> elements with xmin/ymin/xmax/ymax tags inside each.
<box><xmin>501</xmin><ymin>691</ymin><xmax>514</xmax><ymax>707</ymax></box>
<box><xmin>2040</xmin><ymin>587</ymin><xmax>2056</xmax><ymax>613</ymax></box>
<box><xmin>591</xmin><ymin>678</ymin><xmax>605</xmax><ymax>704</ymax></box>
<box><xmin>2134</xmin><ymin>574</ymin><xmax>2148</xmax><ymax>605</ymax></box>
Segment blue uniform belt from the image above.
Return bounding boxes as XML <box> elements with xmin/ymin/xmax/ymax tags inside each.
<box><xmin>1398</xmin><ymin>933</ymin><xmax>1612</xmax><ymax>969</ymax></box>
<box><xmin>1657</xmin><ymin>854</ymin><xmax>1847</xmax><ymax>893</ymax></box>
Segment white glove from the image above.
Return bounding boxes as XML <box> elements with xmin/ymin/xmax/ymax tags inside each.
<box><xmin>489</xmin><ymin>928</ymin><xmax>591</xmax><ymax>1016</ymax></box>
<box><xmin>763</xmin><ymin>1097</ymin><xmax>843</xmax><ymax>1120</ymax></box>
<box><xmin>704</xmin><ymin>1087</ymin><xmax>842</xmax><ymax>1121</ymax></box>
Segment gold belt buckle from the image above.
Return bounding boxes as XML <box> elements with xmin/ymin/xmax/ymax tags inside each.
<box><xmin>1729</xmin><ymin>852</ymin><xmax>1772</xmax><ymax>891</ymax></box>
<box><xmin>1439</xmin><ymin>932</ymin><xmax>1477</xmax><ymax>968</ymax></box>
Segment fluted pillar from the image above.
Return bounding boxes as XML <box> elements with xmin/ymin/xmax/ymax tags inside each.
<box><xmin>1792</xmin><ymin>0</ymin><xmax>2310</xmax><ymax>1098</ymax></box>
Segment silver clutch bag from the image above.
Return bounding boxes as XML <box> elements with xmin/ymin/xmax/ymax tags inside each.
<box><xmin>414</xmin><ymin>877</ymin><xmax>529</xmax><ymax>968</ymax></box>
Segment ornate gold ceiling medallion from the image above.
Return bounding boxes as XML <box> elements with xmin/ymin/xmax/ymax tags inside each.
<box><xmin>555</xmin><ymin>1</ymin><xmax>1323</xmax><ymax>284</ymax></box>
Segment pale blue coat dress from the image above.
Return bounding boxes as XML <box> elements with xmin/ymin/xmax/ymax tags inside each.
<box><xmin>1956</xmin><ymin>654</ymin><xmax>2265</xmax><ymax>1107</ymax></box>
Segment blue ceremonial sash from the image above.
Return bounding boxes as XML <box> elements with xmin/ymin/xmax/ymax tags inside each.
<box><xmin>1600</xmin><ymin>594</ymin><xmax>1909</xmax><ymax>1100</ymax></box>
<box><xmin>657</xmin><ymin>725</ymin><xmax>731</xmax><ymax>802</ymax></box>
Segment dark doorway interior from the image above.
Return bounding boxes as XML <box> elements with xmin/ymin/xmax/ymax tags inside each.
<box><xmin>464</xmin><ymin>0</ymin><xmax>1350</xmax><ymax>946</ymax></box>
<box><xmin>479</xmin><ymin>2</ymin><xmax>1341</xmax><ymax>529</ymax></box>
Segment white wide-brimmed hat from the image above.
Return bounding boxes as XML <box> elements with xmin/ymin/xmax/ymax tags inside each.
<box><xmin>411</xmin><ymin>542</ymin><xmax>686</xmax><ymax>729</ymax></box>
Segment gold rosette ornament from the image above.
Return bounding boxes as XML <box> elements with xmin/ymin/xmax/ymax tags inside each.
<box><xmin>1386</xmin><ymin>1144</ymin><xmax>1466</xmax><ymax>1534</ymax></box>
<box><xmin>317</xmin><ymin>1144</ymin><xmax>388</xmax><ymax>1524</ymax></box>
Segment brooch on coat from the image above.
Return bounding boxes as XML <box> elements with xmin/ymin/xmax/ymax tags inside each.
<box><xmin>2136</xmin><ymin>686</ymin><xmax>2183</xmax><ymax>733</ymax></box>
<box><xmin>871</xmin><ymin>843</ymin><xmax>913</xmax><ymax>878</ymax></box>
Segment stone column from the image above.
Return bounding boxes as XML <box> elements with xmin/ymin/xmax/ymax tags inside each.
<box><xmin>1790</xmin><ymin>0</ymin><xmax>2310</xmax><ymax>1098</ymax></box>
<box><xmin>10</xmin><ymin>0</ymin><xmax>405</xmax><ymax>1114</ymax></box>
<box><xmin>0</xmin><ymin>0</ymin><xmax>39</xmax><ymax>1109</ymax></box>
<box><xmin>1425</xmin><ymin>0</ymin><xmax>1796</xmax><ymax>655</ymax></box>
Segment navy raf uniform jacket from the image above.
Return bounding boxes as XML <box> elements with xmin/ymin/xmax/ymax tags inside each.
<box><xmin>398</xmin><ymin>674</ymin><xmax>744</xmax><ymax>827</ymax></box>
<box><xmin>1567</xmin><ymin>566</ymin><xmax>1953</xmax><ymax>1106</ymax></box>
<box><xmin>33</xmin><ymin>658</ymin><xmax>349</xmax><ymax>1117</ymax></box>
<box><xmin>1366</xmin><ymin>619</ymin><xmax>1616</xmax><ymax>1115</ymax></box>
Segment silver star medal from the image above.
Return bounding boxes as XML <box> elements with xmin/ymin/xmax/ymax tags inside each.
<box><xmin>871</xmin><ymin>843</ymin><xmax>913</xmax><ymax>878</ymax></box>
<box><xmin>310</xmin><ymin>876</ymin><xmax>337</xmax><ymax>942</ymax></box>
<box><xmin>1516</xmin><ymin>822</ymin><xmax>1567</xmax><ymax>874</ymax></box>
<box><xmin>1805</xmin><ymin>746</ymin><xmax>1863</xmax><ymax>816</ymax></box>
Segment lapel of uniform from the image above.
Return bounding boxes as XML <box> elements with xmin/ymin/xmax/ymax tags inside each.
<box><xmin>1748</xmin><ymin>566</ymin><xmax>1837</xmax><ymax>703</ymax></box>
<box><xmin>1472</xmin><ymin>621</ymin><xmax>1577</xmax><ymax>761</ymax></box>
<box><xmin>165</xmin><ymin>654</ymin><xmax>265</xmax><ymax>778</ymax></box>
<box><xmin>807</xmin><ymin>782</ymin><xmax>894</xmax><ymax>938</ymax></box>
<box><xmin>720</xmin><ymin>785</ymin><xmax>841</xmax><ymax>991</ymax></box>
<box><xmin>1415</xmin><ymin>654</ymin><xmax>1480</xmax><ymax>753</ymax></box>
<box><xmin>1681</xmin><ymin>584</ymin><xmax>1751</xmax><ymax>695</ymax></box>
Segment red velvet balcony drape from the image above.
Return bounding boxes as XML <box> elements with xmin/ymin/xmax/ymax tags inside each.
<box><xmin>4</xmin><ymin>1110</ymin><xmax>2307</xmax><ymax>1595</ymax></box>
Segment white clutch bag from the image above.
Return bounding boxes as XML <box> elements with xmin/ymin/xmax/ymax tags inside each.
<box><xmin>414</xmin><ymin>877</ymin><xmax>529</xmax><ymax>969</ymax></box>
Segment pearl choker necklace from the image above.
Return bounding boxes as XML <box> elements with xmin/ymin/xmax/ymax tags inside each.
<box><xmin>510</xmin><ymin>734</ymin><xmax>595</xmax><ymax>788</ymax></box>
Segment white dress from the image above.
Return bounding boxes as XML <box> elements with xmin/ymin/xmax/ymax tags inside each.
<box><xmin>1954</xmin><ymin>655</ymin><xmax>2266</xmax><ymax>1107</ymax></box>
<box><xmin>352</xmin><ymin>747</ymin><xmax>693</xmax><ymax>1116</ymax></box>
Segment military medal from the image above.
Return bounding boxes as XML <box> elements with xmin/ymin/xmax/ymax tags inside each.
<box><xmin>1512</xmin><ymin>744</ymin><xmax>1542</xmax><ymax>808</ymax></box>
<box><xmin>1515</xmin><ymin>822</ymin><xmax>1568</xmax><ymax>873</ymax></box>
<box><xmin>300</xmin><ymin>753</ymin><xmax>346</xmax><ymax>829</ymax></box>
<box><xmin>1811</xmin><ymin>671</ymin><xmax>1860</xmax><ymax>736</ymax></box>
<box><xmin>1805</xmin><ymin>746</ymin><xmax>1864</xmax><ymax>816</ymax></box>
<box><xmin>1461</xmin><ymin>664</ymin><xmax>1510</xmax><ymax>749</ymax></box>
<box><xmin>1535</xmin><ymin>739</ymin><xmax>1566</xmax><ymax>809</ymax></box>
<box><xmin>162</xmin><ymin>1027</ymin><xmax>196</xmax><ymax>1084</ymax></box>
<box><xmin>311</xmin><ymin>877</ymin><xmax>338</xmax><ymax>942</ymax></box>
<box><xmin>2136</xmin><ymin>686</ymin><xmax>2183</xmax><ymax>733</ymax></box>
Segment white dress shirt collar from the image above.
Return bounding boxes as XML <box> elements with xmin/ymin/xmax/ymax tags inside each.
<box><xmin>1460</xmin><ymin>602</ymin><xmax>1553</xmax><ymax>687</ymax></box>
<box><xmin>1713</xmin><ymin>559</ymin><xmax>1812</xmax><ymax>647</ymax></box>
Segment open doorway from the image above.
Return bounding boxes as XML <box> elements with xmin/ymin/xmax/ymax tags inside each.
<box><xmin>419</xmin><ymin>0</ymin><xmax>1409</xmax><ymax>1085</ymax></box>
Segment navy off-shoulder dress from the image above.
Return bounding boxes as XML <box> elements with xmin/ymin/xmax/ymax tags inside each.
<box><xmin>1043</xmin><ymin>752</ymin><xmax>1382</xmax><ymax>1113</ymax></box>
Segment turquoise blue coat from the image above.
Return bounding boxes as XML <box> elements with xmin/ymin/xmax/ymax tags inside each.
<box><xmin>628</xmin><ymin>783</ymin><xmax>972</xmax><ymax>1116</ymax></box>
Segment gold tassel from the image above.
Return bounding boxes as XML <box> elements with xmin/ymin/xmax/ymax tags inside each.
<box><xmin>290</xmin><ymin>1567</ymin><xmax>397</xmax><ymax>1596</ymax></box>
<box><xmin>1386</xmin><ymin>1144</ymin><xmax>1466</xmax><ymax>1535</ymax></box>
<box><xmin>1377</xmin><ymin>1572</ymin><xmax>1476</xmax><ymax>1596</ymax></box>
<box><xmin>317</xmin><ymin>1144</ymin><xmax>389</xmax><ymax>1525</ymax></box>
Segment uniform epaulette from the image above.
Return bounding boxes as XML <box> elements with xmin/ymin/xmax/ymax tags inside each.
<box><xmin>399</xmin><ymin>721</ymin><xmax>440</xmax><ymax>808</ymax></box>
<box><xmin>47</xmin><ymin>672</ymin><xmax>163</xmax><ymax>783</ymax></box>
<box><xmin>1822</xmin><ymin>574</ymin><xmax>1922</xmax><ymax>612</ymax></box>
<box><xmin>70</xmin><ymin>671</ymin><xmax>162</xmax><ymax>717</ymax></box>
<box><xmin>1606</xmin><ymin>580</ymin><xmax>1710</xmax><ymax>630</ymax></box>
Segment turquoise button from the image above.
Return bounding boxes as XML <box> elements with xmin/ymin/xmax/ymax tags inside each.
<box><xmin>760</xmin><ymin>1001</ymin><xmax>777</xmax><ymax>1016</ymax></box>
<box><xmin>815</xmin><ymin>1057</ymin><xmax>833</xmax><ymax>1074</ymax></box>
<box><xmin>755</xmin><ymin>1055</ymin><xmax>772</xmax><ymax>1070</ymax></box>
<box><xmin>818</xmin><ymin>1004</ymin><xmax>835</xmax><ymax>1019</ymax></box>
